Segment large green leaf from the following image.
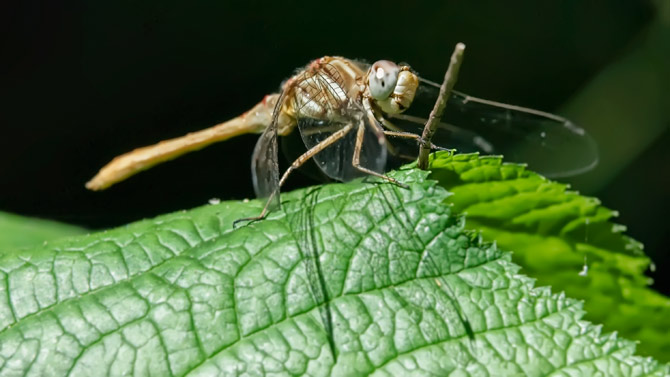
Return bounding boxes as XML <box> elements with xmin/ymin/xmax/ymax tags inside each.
<box><xmin>0</xmin><ymin>167</ymin><xmax>666</xmax><ymax>376</ymax></box>
<box><xmin>0</xmin><ymin>211</ymin><xmax>86</xmax><ymax>252</ymax></box>
<box><xmin>428</xmin><ymin>152</ymin><xmax>670</xmax><ymax>362</ymax></box>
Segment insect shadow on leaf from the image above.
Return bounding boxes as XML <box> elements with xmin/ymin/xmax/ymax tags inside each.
<box><xmin>286</xmin><ymin>185</ymin><xmax>338</xmax><ymax>361</ymax></box>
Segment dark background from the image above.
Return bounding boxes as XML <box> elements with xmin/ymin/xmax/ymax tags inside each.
<box><xmin>2</xmin><ymin>1</ymin><xmax>668</xmax><ymax>291</ymax></box>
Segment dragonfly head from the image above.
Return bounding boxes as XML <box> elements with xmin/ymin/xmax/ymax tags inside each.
<box><xmin>367</xmin><ymin>60</ymin><xmax>419</xmax><ymax>115</ymax></box>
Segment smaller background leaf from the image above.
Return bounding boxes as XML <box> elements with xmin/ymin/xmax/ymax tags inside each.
<box><xmin>428</xmin><ymin>152</ymin><xmax>670</xmax><ymax>361</ymax></box>
<box><xmin>0</xmin><ymin>211</ymin><xmax>87</xmax><ymax>252</ymax></box>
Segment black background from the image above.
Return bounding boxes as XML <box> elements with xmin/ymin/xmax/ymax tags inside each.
<box><xmin>2</xmin><ymin>1</ymin><xmax>668</xmax><ymax>291</ymax></box>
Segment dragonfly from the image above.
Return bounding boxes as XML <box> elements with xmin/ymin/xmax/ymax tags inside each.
<box><xmin>85</xmin><ymin>56</ymin><xmax>598</xmax><ymax>359</ymax></box>
<box><xmin>86</xmin><ymin>56</ymin><xmax>598</xmax><ymax>218</ymax></box>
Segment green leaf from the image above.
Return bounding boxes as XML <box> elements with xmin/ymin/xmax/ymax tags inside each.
<box><xmin>0</xmin><ymin>211</ymin><xmax>87</xmax><ymax>252</ymax></box>
<box><xmin>0</xmin><ymin>167</ymin><xmax>666</xmax><ymax>376</ymax></box>
<box><xmin>428</xmin><ymin>152</ymin><xmax>670</xmax><ymax>362</ymax></box>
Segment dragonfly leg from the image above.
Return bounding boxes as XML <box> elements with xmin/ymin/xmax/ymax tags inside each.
<box><xmin>279</xmin><ymin>123</ymin><xmax>354</xmax><ymax>186</ymax></box>
<box><xmin>372</xmin><ymin>111</ymin><xmax>404</xmax><ymax>132</ymax></box>
<box><xmin>352</xmin><ymin>121</ymin><xmax>409</xmax><ymax>188</ymax></box>
<box><xmin>234</xmin><ymin>123</ymin><xmax>355</xmax><ymax>227</ymax></box>
<box><xmin>383</xmin><ymin>130</ymin><xmax>451</xmax><ymax>151</ymax></box>
<box><xmin>366</xmin><ymin>100</ymin><xmax>448</xmax><ymax>154</ymax></box>
<box><xmin>363</xmin><ymin>100</ymin><xmax>417</xmax><ymax>161</ymax></box>
<box><xmin>233</xmin><ymin>190</ymin><xmax>279</xmax><ymax>227</ymax></box>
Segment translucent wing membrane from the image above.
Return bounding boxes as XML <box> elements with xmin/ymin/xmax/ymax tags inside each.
<box><xmin>298</xmin><ymin>117</ymin><xmax>387</xmax><ymax>181</ymax></box>
<box><xmin>251</xmin><ymin>99</ymin><xmax>281</xmax><ymax>210</ymax></box>
<box><xmin>390</xmin><ymin>79</ymin><xmax>599</xmax><ymax>178</ymax></box>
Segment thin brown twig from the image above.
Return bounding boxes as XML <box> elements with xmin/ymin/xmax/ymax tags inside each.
<box><xmin>417</xmin><ymin>43</ymin><xmax>466</xmax><ymax>170</ymax></box>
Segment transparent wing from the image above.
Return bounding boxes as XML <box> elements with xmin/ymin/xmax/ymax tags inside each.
<box><xmin>298</xmin><ymin>116</ymin><xmax>387</xmax><ymax>182</ymax></box>
<box><xmin>251</xmin><ymin>96</ymin><xmax>282</xmax><ymax>210</ymax></box>
<box><xmin>280</xmin><ymin>129</ymin><xmax>333</xmax><ymax>183</ymax></box>
<box><xmin>389</xmin><ymin>79</ymin><xmax>599</xmax><ymax>178</ymax></box>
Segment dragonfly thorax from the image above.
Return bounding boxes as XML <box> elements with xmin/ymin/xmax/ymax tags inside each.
<box><xmin>285</xmin><ymin>57</ymin><xmax>367</xmax><ymax>124</ymax></box>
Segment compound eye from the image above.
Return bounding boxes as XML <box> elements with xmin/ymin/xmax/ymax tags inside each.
<box><xmin>368</xmin><ymin>60</ymin><xmax>399</xmax><ymax>100</ymax></box>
